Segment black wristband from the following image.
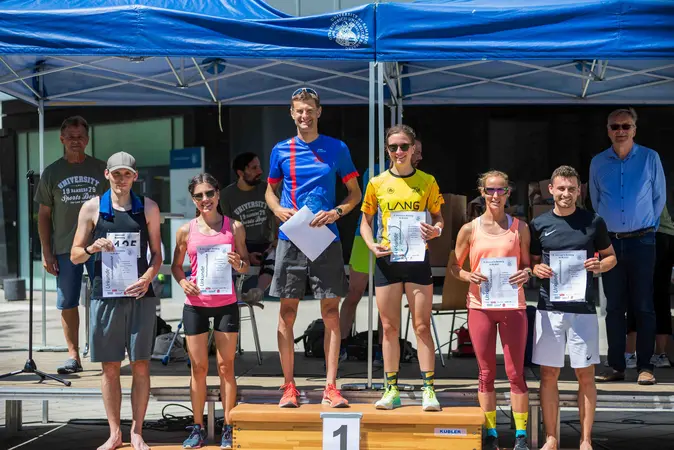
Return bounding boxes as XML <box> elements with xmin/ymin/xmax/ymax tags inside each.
<box><xmin>84</xmin><ymin>245</ymin><xmax>94</xmax><ymax>256</ymax></box>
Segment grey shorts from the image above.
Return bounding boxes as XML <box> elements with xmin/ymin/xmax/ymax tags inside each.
<box><xmin>270</xmin><ymin>239</ymin><xmax>347</xmax><ymax>300</ymax></box>
<box><xmin>90</xmin><ymin>297</ymin><xmax>158</xmax><ymax>363</ymax></box>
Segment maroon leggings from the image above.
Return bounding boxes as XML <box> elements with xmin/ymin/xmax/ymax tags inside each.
<box><xmin>468</xmin><ymin>308</ymin><xmax>528</xmax><ymax>394</ymax></box>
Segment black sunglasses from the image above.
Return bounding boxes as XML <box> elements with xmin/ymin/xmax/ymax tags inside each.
<box><xmin>192</xmin><ymin>190</ymin><xmax>216</xmax><ymax>201</ymax></box>
<box><xmin>484</xmin><ymin>187</ymin><xmax>510</xmax><ymax>196</ymax></box>
<box><xmin>292</xmin><ymin>87</ymin><xmax>318</xmax><ymax>98</ymax></box>
<box><xmin>386</xmin><ymin>143</ymin><xmax>412</xmax><ymax>152</ymax></box>
<box><xmin>609</xmin><ymin>123</ymin><xmax>634</xmax><ymax>131</ymax></box>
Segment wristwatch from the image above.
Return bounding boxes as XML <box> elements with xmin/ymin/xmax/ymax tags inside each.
<box><xmin>84</xmin><ymin>245</ymin><xmax>94</xmax><ymax>256</ymax></box>
<box><xmin>434</xmin><ymin>225</ymin><xmax>443</xmax><ymax>236</ymax></box>
<box><xmin>334</xmin><ymin>207</ymin><xmax>344</xmax><ymax>217</ymax></box>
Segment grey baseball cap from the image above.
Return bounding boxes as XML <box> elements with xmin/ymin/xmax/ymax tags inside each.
<box><xmin>107</xmin><ymin>151</ymin><xmax>137</xmax><ymax>173</ymax></box>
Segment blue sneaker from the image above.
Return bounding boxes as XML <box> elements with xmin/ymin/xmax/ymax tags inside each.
<box><xmin>221</xmin><ymin>424</ymin><xmax>233</xmax><ymax>449</ymax></box>
<box><xmin>183</xmin><ymin>424</ymin><xmax>206</xmax><ymax>449</ymax></box>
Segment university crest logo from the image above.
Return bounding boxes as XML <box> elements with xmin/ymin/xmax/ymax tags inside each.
<box><xmin>328</xmin><ymin>13</ymin><xmax>369</xmax><ymax>49</ymax></box>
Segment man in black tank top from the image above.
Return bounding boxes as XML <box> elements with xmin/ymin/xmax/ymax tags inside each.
<box><xmin>70</xmin><ymin>152</ymin><xmax>162</xmax><ymax>450</ymax></box>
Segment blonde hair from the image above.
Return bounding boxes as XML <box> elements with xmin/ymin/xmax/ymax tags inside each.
<box><xmin>291</xmin><ymin>90</ymin><xmax>320</xmax><ymax>108</ymax></box>
<box><xmin>478</xmin><ymin>170</ymin><xmax>509</xmax><ymax>189</ymax></box>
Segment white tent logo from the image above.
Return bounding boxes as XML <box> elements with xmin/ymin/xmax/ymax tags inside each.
<box><xmin>328</xmin><ymin>13</ymin><xmax>369</xmax><ymax>49</ymax></box>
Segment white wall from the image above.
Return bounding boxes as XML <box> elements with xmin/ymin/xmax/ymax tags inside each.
<box><xmin>266</xmin><ymin>0</ymin><xmax>413</xmax><ymax>15</ymax></box>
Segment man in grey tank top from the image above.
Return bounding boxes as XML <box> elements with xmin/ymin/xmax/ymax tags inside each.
<box><xmin>70</xmin><ymin>152</ymin><xmax>162</xmax><ymax>450</ymax></box>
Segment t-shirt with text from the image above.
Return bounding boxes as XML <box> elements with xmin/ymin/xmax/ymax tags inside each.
<box><xmin>361</xmin><ymin>169</ymin><xmax>444</xmax><ymax>248</ymax></box>
<box><xmin>220</xmin><ymin>181</ymin><xmax>274</xmax><ymax>245</ymax></box>
<box><xmin>34</xmin><ymin>156</ymin><xmax>107</xmax><ymax>255</ymax></box>
<box><xmin>530</xmin><ymin>208</ymin><xmax>612</xmax><ymax>314</ymax></box>
<box><xmin>268</xmin><ymin>135</ymin><xmax>358</xmax><ymax>241</ymax></box>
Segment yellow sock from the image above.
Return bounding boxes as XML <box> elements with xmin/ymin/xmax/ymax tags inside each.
<box><xmin>513</xmin><ymin>411</ymin><xmax>528</xmax><ymax>437</ymax></box>
<box><xmin>485</xmin><ymin>410</ymin><xmax>497</xmax><ymax>430</ymax></box>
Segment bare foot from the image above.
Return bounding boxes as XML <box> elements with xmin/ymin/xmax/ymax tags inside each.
<box><xmin>541</xmin><ymin>436</ymin><xmax>558</xmax><ymax>450</ymax></box>
<box><xmin>580</xmin><ymin>440</ymin><xmax>593</xmax><ymax>450</ymax></box>
<box><xmin>97</xmin><ymin>431</ymin><xmax>123</xmax><ymax>450</ymax></box>
<box><xmin>131</xmin><ymin>432</ymin><xmax>151</xmax><ymax>450</ymax></box>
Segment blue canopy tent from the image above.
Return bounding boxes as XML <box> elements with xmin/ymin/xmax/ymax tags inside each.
<box><xmin>0</xmin><ymin>0</ymin><xmax>383</xmax><ymax>388</ymax></box>
<box><xmin>375</xmin><ymin>0</ymin><xmax>674</xmax><ymax>106</ymax></box>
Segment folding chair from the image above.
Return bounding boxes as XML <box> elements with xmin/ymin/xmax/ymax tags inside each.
<box><xmin>235</xmin><ymin>273</ymin><xmax>263</xmax><ymax>365</ymax></box>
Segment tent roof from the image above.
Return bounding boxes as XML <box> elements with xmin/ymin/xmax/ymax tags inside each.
<box><xmin>377</xmin><ymin>1</ymin><xmax>674</xmax><ymax>104</ymax></box>
<box><xmin>0</xmin><ymin>0</ymin><xmax>374</xmax><ymax>59</ymax></box>
<box><xmin>0</xmin><ymin>0</ymin><xmax>375</xmax><ymax>106</ymax></box>
<box><xmin>376</xmin><ymin>0</ymin><xmax>674</xmax><ymax>61</ymax></box>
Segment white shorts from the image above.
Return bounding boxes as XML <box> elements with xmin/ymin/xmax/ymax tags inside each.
<box><xmin>532</xmin><ymin>310</ymin><xmax>600</xmax><ymax>369</ymax></box>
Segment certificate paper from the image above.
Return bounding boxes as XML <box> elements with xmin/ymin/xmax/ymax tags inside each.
<box><xmin>102</xmin><ymin>248</ymin><xmax>139</xmax><ymax>298</ymax></box>
<box><xmin>480</xmin><ymin>257</ymin><xmax>519</xmax><ymax>308</ymax></box>
<box><xmin>279</xmin><ymin>206</ymin><xmax>336</xmax><ymax>261</ymax></box>
<box><xmin>196</xmin><ymin>244</ymin><xmax>233</xmax><ymax>295</ymax></box>
<box><xmin>550</xmin><ymin>250</ymin><xmax>587</xmax><ymax>302</ymax></box>
<box><xmin>388</xmin><ymin>211</ymin><xmax>426</xmax><ymax>262</ymax></box>
<box><xmin>106</xmin><ymin>232</ymin><xmax>140</xmax><ymax>258</ymax></box>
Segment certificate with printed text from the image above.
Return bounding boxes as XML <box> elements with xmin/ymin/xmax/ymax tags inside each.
<box><xmin>388</xmin><ymin>211</ymin><xmax>425</xmax><ymax>262</ymax></box>
<box><xmin>106</xmin><ymin>232</ymin><xmax>140</xmax><ymax>258</ymax></box>
<box><xmin>102</xmin><ymin>248</ymin><xmax>138</xmax><ymax>298</ymax></box>
<box><xmin>480</xmin><ymin>257</ymin><xmax>519</xmax><ymax>308</ymax></box>
<box><xmin>196</xmin><ymin>244</ymin><xmax>233</xmax><ymax>295</ymax></box>
<box><xmin>550</xmin><ymin>250</ymin><xmax>587</xmax><ymax>302</ymax></box>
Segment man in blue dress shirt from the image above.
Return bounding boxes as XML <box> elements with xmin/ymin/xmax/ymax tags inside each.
<box><xmin>590</xmin><ymin>108</ymin><xmax>665</xmax><ymax>385</ymax></box>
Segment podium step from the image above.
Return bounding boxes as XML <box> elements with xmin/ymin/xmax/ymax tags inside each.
<box><xmin>231</xmin><ymin>403</ymin><xmax>485</xmax><ymax>449</ymax></box>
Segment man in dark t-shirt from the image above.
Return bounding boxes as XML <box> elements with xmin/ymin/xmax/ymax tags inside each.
<box><xmin>530</xmin><ymin>165</ymin><xmax>617</xmax><ymax>450</ymax></box>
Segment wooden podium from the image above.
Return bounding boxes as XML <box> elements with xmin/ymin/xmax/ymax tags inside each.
<box><xmin>230</xmin><ymin>403</ymin><xmax>485</xmax><ymax>449</ymax></box>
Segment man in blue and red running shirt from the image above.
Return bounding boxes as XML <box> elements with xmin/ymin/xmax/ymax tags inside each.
<box><xmin>265</xmin><ymin>88</ymin><xmax>361</xmax><ymax>408</ymax></box>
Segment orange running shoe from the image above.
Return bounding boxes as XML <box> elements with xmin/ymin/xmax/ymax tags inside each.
<box><xmin>279</xmin><ymin>383</ymin><xmax>300</xmax><ymax>408</ymax></box>
<box><xmin>322</xmin><ymin>384</ymin><xmax>349</xmax><ymax>408</ymax></box>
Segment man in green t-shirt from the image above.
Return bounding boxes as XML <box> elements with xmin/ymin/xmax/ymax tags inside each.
<box><xmin>34</xmin><ymin>116</ymin><xmax>107</xmax><ymax>374</ymax></box>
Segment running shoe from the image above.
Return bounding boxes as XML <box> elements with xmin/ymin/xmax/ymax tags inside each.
<box><xmin>339</xmin><ymin>346</ymin><xmax>348</xmax><ymax>362</ymax></box>
<box><xmin>220</xmin><ymin>424</ymin><xmax>233</xmax><ymax>449</ymax></box>
<box><xmin>483</xmin><ymin>435</ymin><xmax>500</xmax><ymax>450</ymax></box>
<box><xmin>322</xmin><ymin>384</ymin><xmax>349</xmax><ymax>408</ymax></box>
<box><xmin>651</xmin><ymin>353</ymin><xmax>672</xmax><ymax>368</ymax></box>
<box><xmin>375</xmin><ymin>385</ymin><xmax>401</xmax><ymax>410</ymax></box>
<box><xmin>513</xmin><ymin>435</ymin><xmax>530</xmax><ymax>450</ymax></box>
<box><xmin>626</xmin><ymin>353</ymin><xmax>637</xmax><ymax>369</ymax></box>
<box><xmin>373</xmin><ymin>350</ymin><xmax>384</xmax><ymax>368</ymax></box>
<box><xmin>421</xmin><ymin>386</ymin><xmax>441</xmax><ymax>411</ymax></box>
<box><xmin>279</xmin><ymin>383</ymin><xmax>300</xmax><ymax>408</ymax></box>
<box><xmin>183</xmin><ymin>424</ymin><xmax>206</xmax><ymax>449</ymax></box>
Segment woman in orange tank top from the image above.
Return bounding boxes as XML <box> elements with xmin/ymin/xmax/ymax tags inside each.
<box><xmin>450</xmin><ymin>170</ymin><xmax>532</xmax><ymax>450</ymax></box>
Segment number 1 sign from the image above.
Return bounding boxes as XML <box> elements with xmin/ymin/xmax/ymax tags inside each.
<box><xmin>320</xmin><ymin>412</ymin><xmax>362</xmax><ymax>450</ymax></box>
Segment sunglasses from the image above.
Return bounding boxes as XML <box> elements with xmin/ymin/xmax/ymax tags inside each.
<box><xmin>292</xmin><ymin>87</ymin><xmax>319</xmax><ymax>98</ymax></box>
<box><xmin>386</xmin><ymin>143</ymin><xmax>412</xmax><ymax>152</ymax></box>
<box><xmin>484</xmin><ymin>187</ymin><xmax>510</xmax><ymax>196</ymax></box>
<box><xmin>609</xmin><ymin>123</ymin><xmax>634</xmax><ymax>131</ymax></box>
<box><xmin>192</xmin><ymin>190</ymin><xmax>216</xmax><ymax>201</ymax></box>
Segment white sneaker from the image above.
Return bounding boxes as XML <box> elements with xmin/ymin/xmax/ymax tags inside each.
<box><xmin>603</xmin><ymin>353</ymin><xmax>637</xmax><ymax>369</ymax></box>
<box><xmin>650</xmin><ymin>353</ymin><xmax>672</xmax><ymax>368</ymax></box>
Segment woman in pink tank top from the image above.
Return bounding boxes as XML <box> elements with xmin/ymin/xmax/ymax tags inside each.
<box><xmin>450</xmin><ymin>170</ymin><xmax>532</xmax><ymax>450</ymax></box>
<box><xmin>171</xmin><ymin>173</ymin><xmax>249</xmax><ymax>449</ymax></box>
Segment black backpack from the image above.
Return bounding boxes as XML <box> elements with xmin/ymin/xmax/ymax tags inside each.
<box><xmin>295</xmin><ymin>319</ymin><xmax>325</xmax><ymax>358</ymax></box>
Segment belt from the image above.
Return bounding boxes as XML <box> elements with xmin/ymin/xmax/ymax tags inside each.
<box><xmin>609</xmin><ymin>227</ymin><xmax>655</xmax><ymax>240</ymax></box>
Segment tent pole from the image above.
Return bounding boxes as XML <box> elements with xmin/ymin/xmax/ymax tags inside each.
<box><xmin>38</xmin><ymin>94</ymin><xmax>47</xmax><ymax>349</ymax></box>
<box><xmin>378</xmin><ymin>64</ymin><xmax>385</xmax><ymax>176</ymax></box>
<box><xmin>366</xmin><ymin>61</ymin><xmax>375</xmax><ymax>389</ymax></box>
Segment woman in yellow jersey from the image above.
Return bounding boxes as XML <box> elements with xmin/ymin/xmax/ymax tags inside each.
<box><xmin>360</xmin><ymin>124</ymin><xmax>444</xmax><ymax>411</ymax></box>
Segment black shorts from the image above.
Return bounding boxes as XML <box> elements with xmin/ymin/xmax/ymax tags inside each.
<box><xmin>374</xmin><ymin>251</ymin><xmax>433</xmax><ymax>287</ymax></box>
<box><xmin>183</xmin><ymin>303</ymin><xmax>240</xmax><ymax>336</ymax></box>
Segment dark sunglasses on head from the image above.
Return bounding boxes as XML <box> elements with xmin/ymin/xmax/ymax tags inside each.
<box><xmin>609</xmin><ymin>123</ymin><xmax>634</xmax><ymax>131</ymax></box>
<box><xmin>484</xmin><ymin>187</ymin><xmax>509</xmax><ymax>196</ymax></box>
<box><xmin>192</xmin><ymin>190</ymin><xmax>216</xmax><ymax>201</ymax></box>
<box><xmin>387</xmin><ymin>143</ymin><xmax>412</xmax><ymax>152</ymax></box>
<box><xmin>292</xmin><ymin>87</ymin><xmax>318</xmax><ymax>98</ymax></box>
